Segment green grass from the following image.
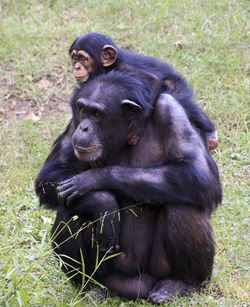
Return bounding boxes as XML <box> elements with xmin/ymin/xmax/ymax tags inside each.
<box><xmin>0</xmin><ymin>0</ymin><xmax>249</xmax><ymax>306</ymax></box>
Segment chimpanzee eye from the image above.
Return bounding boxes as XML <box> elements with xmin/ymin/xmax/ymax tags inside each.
<box><xmin>94</xmin><ymin>112</ymin><xmax>101</xmax><ymax>119</ymax></box>
<box><xmin>79</xmin><ymin>108</ymin><xmax>86</xmax><ymax>116</ymax></box>
<box><xmin>72</xmin><ymin>56</ymin><xmax>78</xmax><ymax>64</ymax></box>
<box><xmin>79</xmin><ymin>56</ymin><xmax>88</xmax><ymax>64</ymax></box>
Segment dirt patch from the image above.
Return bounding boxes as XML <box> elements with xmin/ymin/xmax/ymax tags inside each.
<box><xmin>0</xmin><ymin>70</ymin><xmax>72</xmax><ymax>122</ymax></box>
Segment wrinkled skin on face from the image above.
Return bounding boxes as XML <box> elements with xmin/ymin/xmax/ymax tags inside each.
<box><xmin>71</xmin><ymin>93</ymin><xmax>137</xmax><ymax>164</ymax></box>
<box><xmin>70</xmin><ymin>45</ymin><xmax>117</xmax><ymax>84</ymax></box>
<box><xmin>71</xmin><ymin>50</ymin><xmax>96</xmax><ymax>83</ymax></box>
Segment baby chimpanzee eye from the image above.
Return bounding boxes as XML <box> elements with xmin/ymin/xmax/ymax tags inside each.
<box><xmin>79</xmin><ymin>56</ymin><xmax>88</xmax><ymax>64</ymax></box>
<box><xmin>72</xmin><ymin>56</ymin><xmax>78</xmax><ymax>64</ymax></box>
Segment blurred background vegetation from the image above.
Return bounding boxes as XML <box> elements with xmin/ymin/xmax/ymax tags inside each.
<box><xmin>0</xmin><ymin>0</ymin><xmax>249</xmax><ymax>306</ymax></box>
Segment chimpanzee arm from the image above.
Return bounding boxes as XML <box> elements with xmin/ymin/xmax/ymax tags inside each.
<box><xmin>57</xmin><ymin>95</ymin><xmax>221</xmax><ymax>212</ymax></box>
<box><xmin>165</xmin><ymin>75</ymin><xmax>218</xmax><ymax>149</ymax></box>
<box><xmin>57</xmin><ymin>150</ymin><xmax>220</xmax><ymax>213</ymax></box>
<box><xmin>35</xmin><ymin>120</ymin><xmax>89</xmax><ymax>209</ymax></box>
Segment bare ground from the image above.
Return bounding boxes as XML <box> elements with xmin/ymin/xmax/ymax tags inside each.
<box><xmin>0</xmin><ymin>69</ymin><xmax>72</xmax><ymax>122</ymax></box>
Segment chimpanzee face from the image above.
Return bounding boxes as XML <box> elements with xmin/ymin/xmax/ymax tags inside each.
<box><xmin>72</xmin><ymin>84</ymin><xmax>143</xmax><ymax>163</ymax></box>
<box><xmin>70</xmin><ymin>46</ymin><xmax>117</xmax><ymax>84</ymax></box>
<box><xmin>71</xmin><ymin>50</ymin><xmax>96</xmax><ymax>83</ymax></box>
<box><xmin>72</xmin><ymin>97</ymin><xmax>106</xmax><ymax>162</ymax></box>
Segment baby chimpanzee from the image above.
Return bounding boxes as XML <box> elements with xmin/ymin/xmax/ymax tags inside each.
<box><xmin>69</xmin><ymin>32</ymin><xmax>218</xmax><ymax>150</ymax></box>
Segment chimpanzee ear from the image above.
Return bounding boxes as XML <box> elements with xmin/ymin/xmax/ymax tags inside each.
<box><xmin>121</xmin><ymin>99</ymin><xmax>142</xmax><ymax>118</ymax></box>
<box><xmin>101</xmin><ymin>45</ymin><xmax>117</xmax><ymax>67</ymax></box>
<box><xmin>121</xmin><ymin>99</ymin><xmax>144</xmax><ymax>146</ymax></box>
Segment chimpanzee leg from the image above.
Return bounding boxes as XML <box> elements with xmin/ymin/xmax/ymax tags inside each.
<box><xmin>51</xmin><ymin>208</ymin><xmax>94</xmax><ymax>284</ymax></box>
<box><xmin>148</xmin><ymin>205</ymin><xmax>215</xmax><ymax>303</ymax></box>
<box><xmin>51</xmin><ymin>191</ymin><xmax>120</xmax><ymax>284</ymax></box>
<box><xmin>73</xmin><ymin>191</ymin><xmax>121</xmax><ymax>253</ymax></box>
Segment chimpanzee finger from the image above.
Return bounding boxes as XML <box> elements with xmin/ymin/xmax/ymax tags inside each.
<box><xmin>59</xmin><ymin>177</ymin><xmax>74</xmax><ymax>186</ymax></box>
<box><xmin>57</xmin><ymin>181</ymin><xmax>73</xmax><ymax>192</ymax></box>
<box><xmin>57</xmin><ymin>188</ymin><xmax>74</xmax><ymax>203</ymax></box>
<box><xmin>57</xmin><ymin>190</ymin><xmax>67</xmax><ymax>206</ymax></box>
<box><xmin>66</xmin><ymin>191</ymin><xmax>80</xmax><ymax>207</ymax></box>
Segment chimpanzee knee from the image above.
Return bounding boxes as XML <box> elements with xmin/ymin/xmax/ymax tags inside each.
<box><xmin>150</xmin><ymin>206</ymin><xmax>215</xmax><ymax>286</ymax></box>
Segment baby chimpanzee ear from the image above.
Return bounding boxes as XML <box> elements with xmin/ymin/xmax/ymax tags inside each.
<box><xmin>121</xmin><ymin>99</ymin><xmax>144</xmax><ymax>146</ymax></box>
<box><xmin>101</xmin><ymin>45</ymin><xmax>118</xmax><ymax>67</ymax></box>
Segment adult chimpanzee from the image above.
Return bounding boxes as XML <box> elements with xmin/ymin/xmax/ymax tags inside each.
<box><xmin>68</xmin><ymin>32</ymin><xmax>218</xmax><ymax>150</ymax></box>
<box><xmin>35</xmin><ymin>70</ymin><xmax>222</xmax><ymax>303</ymax></box>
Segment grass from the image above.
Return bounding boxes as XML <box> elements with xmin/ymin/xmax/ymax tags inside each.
<box><xmin>0</xmin><ymin>0</ymin><xmax>249</xmax><ymax>306</ymax></box>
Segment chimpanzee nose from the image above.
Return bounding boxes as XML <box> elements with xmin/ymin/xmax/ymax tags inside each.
<box><xmin>75</xmin><ymin>62</ymin><xmax>81</xmax><ymax>70</ymax></box>
<box><xmin>72</xmin><ymin>120</ymin><xmax>94</xmax><ymax>149</ymax></box>
<box><xmin>79</xmin><ymin>121</ymin><xmax>92</xmax><ymax>134</ymax></box>
<box><xmin>81</xmin><ymin>125</ymin><xmax>88</xmax><ymax>132</ymax></box>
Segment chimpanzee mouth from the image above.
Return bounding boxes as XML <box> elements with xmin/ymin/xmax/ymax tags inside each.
<box><xmin>74</xmin><ymin>75</ymin><xmax>88</xmax><ymax>83</ymax></box>
<box><xmin>74</xmin><ymin>145</ymin><xmax>101</xmax><ymax>153</ymax></box>
<box><xmin>74</xmin><ymin>145</ymin><xmax>103</xmax><ymax>162</ymax></box>
<box><xmin>75</xmin><ymin>75</ymin><xmax>85</xmax><ymax>80</ymax></box>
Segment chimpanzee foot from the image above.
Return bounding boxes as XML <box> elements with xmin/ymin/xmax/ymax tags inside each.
<box><xmin>206</xmin><ymin>130</ymin><xmax>218</xmax><ymax>150</ymax></box>
<box><xmin>148</xmin><ymin>279</ymin><xmax>194</xmax><ymax>303</ymax></box>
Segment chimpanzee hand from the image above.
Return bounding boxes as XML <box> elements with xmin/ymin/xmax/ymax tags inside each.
<box><xmin>57</xmin><ymin>171</ymin><xmax>99</xmax><ymax>207</ymax></box>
